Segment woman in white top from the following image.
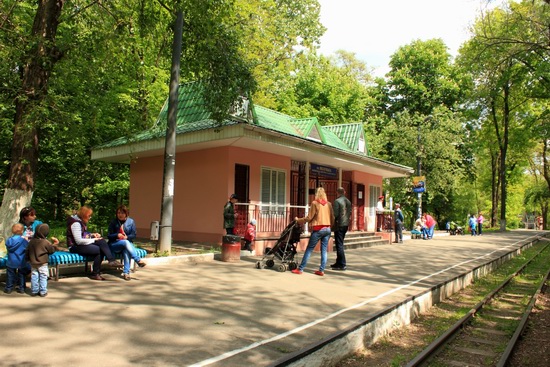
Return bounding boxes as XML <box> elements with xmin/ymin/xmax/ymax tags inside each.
<box><xmin>66</xmin><ymin>206</ymin><xmax>122</xmax><ymax>281</ymax></box>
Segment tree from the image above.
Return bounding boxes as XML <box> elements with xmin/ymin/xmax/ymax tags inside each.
<box><xmin>0</xmin><ymin>0</ymin><xmax>325</xmax><ymax>236</ymax></box>
<box><xmin>259</xmin><ymin>51</ymin><xmax>372</xmax><ymax>125</ymax></box>
<box><xmin>367</xmin><ymin>39</ymin><xmax>469</xmax><ymax>225</ymax></box>
<box><xmin>0</xmin><ymin>0</ymin><xmax>66</xmax><ymax>237</ymax></box>
<box><xmin>457</xmin><ymin>0</ymin><xmax>549</xmax><ymax>230</ymax></box>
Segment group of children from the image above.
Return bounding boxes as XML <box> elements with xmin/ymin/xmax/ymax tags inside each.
<box><xmin>4</xmin><ymin>222</ymin><xmax>58</xmax><ymax>297</ymax></box>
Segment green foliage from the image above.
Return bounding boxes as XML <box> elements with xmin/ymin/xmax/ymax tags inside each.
<box><xmin>386</xmin><ymin>39</ymin><xmax>465</xmax><ymax>116</ymax></box>
<box><xmin>367</xmin><ymin>39</ymin><xmax>470</xmax><ymax>224</ymax></box>
<box><xmin>456</xmin><ymin>0</ymin><xmax>550</xmax><ymax>228</ymax></box>
<box><xmin>257</xmin><ymin>51</ymin><xmax>371</xmax><ymax>125</ymax></box>
<box><xmin>0</xmin><ymin>0</ymin><xmax>545</xmax><ymax>234</ymax></box>
<box><xmin>0</xmin><ymin>0</ymin><xmax>324</xmax><ymax>229</ymax></box>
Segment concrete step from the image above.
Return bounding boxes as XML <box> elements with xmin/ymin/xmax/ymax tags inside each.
<box><xmin>333</xmin><ymin>231</ymin><xmax>390</xmax><ymax>250</ymax></box>
<box><xmin>341</xmin><ymin>239</ymin><xmax>389</xmax><ymax>250</ymax></box>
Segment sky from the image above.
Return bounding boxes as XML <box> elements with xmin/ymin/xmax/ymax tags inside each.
<box><xmin>317</xmin><ymin>0</ymin><xmax>504</xmax><ymax>77</ymax></box>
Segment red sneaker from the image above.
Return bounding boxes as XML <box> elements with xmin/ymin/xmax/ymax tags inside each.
<box><xmin>291</xmin><ymin>269</ymin><xmax>303</xmax><ymax>274</ymax></box>
<box><xmin>314</xmin><ymin>271</ymin><xmax>324</xmax><ymax>276</ymax></box>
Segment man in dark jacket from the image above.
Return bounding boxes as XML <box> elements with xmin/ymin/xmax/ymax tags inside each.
<box><xmin>394</xmin><ymin>204</ymin><xmax>404</xmax><ymax>243</ymax></box>
<box><xmin>331</xmin><ymin>187</ymin><xmax>352</xmax><ymax>270</ymax></box>
<box><xmin>223</xmin><ymin>194</ymin><xmax>238</xmax><ymax>235</ymax></box>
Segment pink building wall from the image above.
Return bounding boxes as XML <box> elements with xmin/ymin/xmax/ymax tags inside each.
<box><xmin>129</xmin><ymin>146</ymin><xmax>291</xmax><ymax>244</ymax></box>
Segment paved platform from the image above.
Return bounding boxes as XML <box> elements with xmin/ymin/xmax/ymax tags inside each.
<box><xmin>0</xmin><ymin>230</ymin><xmax>547</xmax><ymax>367</ymax></box>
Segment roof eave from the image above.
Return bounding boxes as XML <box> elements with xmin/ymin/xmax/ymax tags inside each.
<box><xmin>91</xmin><ymin>123</ymin><xmax>413</xmax><ymax>178</ymax></box>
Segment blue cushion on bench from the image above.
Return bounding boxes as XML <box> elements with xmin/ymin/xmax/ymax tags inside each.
<box><xmin>49</xmin><ymin>252</ymin><xmax>88</xmax><ymax>265</ymax></box>
<box><xmin>1</xmin><ymin>249</ymin><xmax>148</xmax><ymax>273</ymax></box>
<box><xmin>49</xmin><ymin>248</ymin><xmax>148</xmax><ymax>266</ymax></box>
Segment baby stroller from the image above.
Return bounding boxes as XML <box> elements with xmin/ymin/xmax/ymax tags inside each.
<box><xmin>256</xmin><ymin>221</ymin><xmax>303</xmax><ymax>272</ymax></box>
<box><xmin>449</xmin><ymin>221</ymin><xmax>464</xmax><ymax>235</ymax></box>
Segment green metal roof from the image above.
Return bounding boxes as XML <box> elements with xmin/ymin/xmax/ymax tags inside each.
<box><xmin>324</xmin><ymin>123</ymin><xmax>369</xmax><ymax>155</ymax></box>
<box><xmin>96</xmin><ymin>82</ymin><xmax>370</xmax><ymax>157</ymax></box>
<box><xmin>253</xmin><ymin>105</ymin><xmax>303</xmax><ymax>137</ymax></box>
<box><xmin>290</xmin><ymin>117</ymin><xmax>318</xmax><ymax>138</ymax></box>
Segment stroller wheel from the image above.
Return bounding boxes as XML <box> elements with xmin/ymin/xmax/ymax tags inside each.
<box><xmin>266</xmin><ymin>259</ymin><xmax>275</xmax><ymax>268</ymax></box>
<box><xmin>288</xmin><ymin>262</ymin><xmax>297</xmax><ymax>271</ymax></box>
<box><xmin>255</xmin><ymin>261</ymin><xmax>262</xmax><ymax>269</ymax></box>
<box><xmin>277</xmin><ymin>264</ymin><xmax>287</xmax><ymax>272</ymax></box>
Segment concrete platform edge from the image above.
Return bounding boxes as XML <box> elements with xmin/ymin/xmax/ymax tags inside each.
<box><xmin>272</xmin><ymin>236</ymin><xmax>543</xmax><ymax>367</ymax></box>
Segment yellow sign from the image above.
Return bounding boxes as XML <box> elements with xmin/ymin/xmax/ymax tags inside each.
<box><xmin>412</xmin><ymin>176</ymin><xmax>426</xmax><ymax>193</ymax></box>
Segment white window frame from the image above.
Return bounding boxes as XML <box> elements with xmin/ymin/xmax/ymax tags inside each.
<box><xmin>369</xmin><ymin>185</ymin><xmax>381</xmax><ymax>216</ymax></box>
<box><xmin>260</xmin><ymin>167</ymin><xmax>287</xmax><ymax>215</ymax></box>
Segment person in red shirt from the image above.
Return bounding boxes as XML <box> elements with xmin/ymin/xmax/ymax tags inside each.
<box><xmin>422</xmin><ymin>212</ymin><xmax>436</xmax><ymax>239</ymax></box>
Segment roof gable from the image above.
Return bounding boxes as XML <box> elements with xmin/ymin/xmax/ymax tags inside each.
<box><xmin>324</xmin><ymin>123</ymin><xmax>369</xmax><ymax>155</ymax></box>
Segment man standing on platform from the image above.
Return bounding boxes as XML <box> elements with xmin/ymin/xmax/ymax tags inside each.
<box><xmin>223</xmin><ymin>194</ymin><xmax>238</xmax><ymax>235</ymax></box>
<box><xmin>376</xmin><ymin>195</ymin><xmax>385</xmax><ymax>231</ymax></box>
<box><xmin>477</xmin><ymin>212</ymin><xmax>484</xmax><ymax>235</ymax></box>
<box><xmin>394</xmin><ymin>203</ymin><xmax>404</xmax><ymax>243</ymax></box>
<box><xmin>331</xmin><ymin>187</ymin><xmax>352</xmax><ymax>271</ymax></box>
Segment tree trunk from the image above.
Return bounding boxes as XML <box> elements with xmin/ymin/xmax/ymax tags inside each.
<box><xmin>0</xmin><ymin>0</ymin><xmax>65</xmax><ymax>237</ymax></box>
<box><xmin>490</xmin><ymin>150</ymin><xmax>499</xmax><ymax>227</ymax></box>
<box><xmin>498</xmin><ymin>81</ymin><xmax>510</xmax><ymax>231</ymax></box>
<box><xmin>543</xmin><ymin>138</ymin><xmax>550</xmax><ymax>194</ymax></box>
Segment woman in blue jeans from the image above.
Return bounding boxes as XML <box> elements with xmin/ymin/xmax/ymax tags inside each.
<box><xmin>108</xmin><ymin>205</ymin><xmax>146</xmax><ymax>280</ymax></box>
<box><xmin>291</xmin><ymin>187</ymin><xmax>335</xmax><ymax>276</ymax></box>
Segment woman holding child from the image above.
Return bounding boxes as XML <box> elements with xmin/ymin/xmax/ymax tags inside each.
<box><xmin>107</xmin><ymin>205</ymin><xmax>146</xmax><ymax>281</ymax></box>
<box><xmin>66</xmin><ymin>206</ymin><xmax>122</xmax><ymax>281</ymax></box>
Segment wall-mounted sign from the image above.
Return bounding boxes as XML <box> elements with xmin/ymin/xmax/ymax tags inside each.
<box><xmin>310</xmin><ymin>163</ymin><xmax>338</xmax><ymax>178</ymax></box>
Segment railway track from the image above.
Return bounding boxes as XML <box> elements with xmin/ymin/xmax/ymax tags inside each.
<box><xmin>406</xmin><ymin>241</ymin><xmax>550</xmax><ymax>367</ymax></box>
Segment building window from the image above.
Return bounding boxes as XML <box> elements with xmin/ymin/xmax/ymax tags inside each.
<box><xmin>261</xmin><ymin>167</ymin><xmax>286</xmax><ymax>214</ymax></box>
<box><xmin>369</xmin><ymin>185</ymin><xmax>381</xmax><ymax>216</ymax></box>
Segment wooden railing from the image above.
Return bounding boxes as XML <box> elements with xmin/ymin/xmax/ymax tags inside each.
<box><xmin>233</xmin><ymin>203</ymin><xmax>309</xmax><ymax>236</ymax></box>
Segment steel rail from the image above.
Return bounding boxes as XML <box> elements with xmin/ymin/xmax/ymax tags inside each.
<box><xmin>405</xmin><ymin>241</ymin><xmax>550</xmax><ymax>367</ymax></box>
<box><xmin>496</xmin><ymin>267</ymin><xmax>550</xmax><ymax>367</ymax></box>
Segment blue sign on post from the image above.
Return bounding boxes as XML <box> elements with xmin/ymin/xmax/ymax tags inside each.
<box><xmin>412</xmin><ymin>176</ymin><xmax>425</xmax><ymax>193</ymax></box>
<box><xmin>310</xmin><ymin>163</ymin><xmax>338</xmax><ymax>178</ymax></box>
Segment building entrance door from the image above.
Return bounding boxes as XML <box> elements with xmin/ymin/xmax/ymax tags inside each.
<box><xmin>234</xmin><ymin>164</ymin><xmax>250</xmax><ymax>235</ymax></box>
<box><xmin>356</xmin><ymin>184</ymin><xmax>365</xmax><ymax>231</ymax></box>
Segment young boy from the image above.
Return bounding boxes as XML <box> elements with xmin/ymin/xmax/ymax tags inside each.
<box><xmin>468</xmin><ymin>214</ymin><xmax>477</xmax><ymax>236</ymax></box>
<box><xmin>26</xmin><ymin>223</ymin><xmax>59</xmax><ymax>297</ymax></box>
<box><xmin>243</xmin><ymin>219</ymin><xmax>257</xmax><ymax>252</ymax></box>
<box><xmin>4</xmin><ymin>223</ymin><xmax>30</xmax><ymax>294</ymax></box>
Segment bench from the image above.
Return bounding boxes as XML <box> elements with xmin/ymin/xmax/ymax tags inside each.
<box><xmin>49</xmin><ymin>248</ymin><xmax>148</xmax><ymax>280</ymax></box>
<box><xmin>0</xmin><ymin>248</ymin><xmax>148</xmax><ymax>281</ymax></box>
